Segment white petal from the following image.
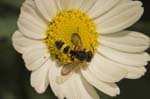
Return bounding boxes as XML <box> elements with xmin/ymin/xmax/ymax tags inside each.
<box><xmin>124</xmin><ymin>66</ymin><xmax>146</xmax><ymax>79</ymax></box>
<box><xmin>82</xmin><ymin>53</ymin><xmax>147</xmax><ymax>84</ymax></box>
<box><xmin>99</xmin><ymin>31</ymin><xmax>150</xmax><ymax>53</ymax></box>
<box><xmin>60</xmin><ymin>0</ymin><xmax>84</xmax><ymax>10</ymax></box>
<box><xmin>31</xmin><ymin>59</ymin><xmax>51</xmax><ymax>93</ymax></box>
<box><xmin>35</xmin><ymin>0</ymin><xmax>59</xmax><ymax>21</ymax></box>
<box><xmin>18</xmin><ymin>0</ymin><xmax>47</xmax><ymax>39</ymax></box>
<box><xmin>83</xmin><ymin>54</ymin><xmax>127</xmax><ymax>82</ymax></box>
<box><xmin>119</xmin><ymin>0</ymin><xmax>132</xmax><ymax>3</ymax></box>
<box><xmin>79</xmin><ymin>0</ymin><xmax>96</xmax><ymax>13</ymax></box>
<box><xmin>87</xmin><ymin>0</ymin><xmax>120</xmax><ymax>19</ymax></box>
<box><xmin>48</xmin><ymin>63</ymin><xmax>64</xmax><ymax>98</ymax></box>
<box><xmin>12</xmin><ymin>31</ymin><xmax>43</xmax><ymax>53</ymax></box>
<box><xmin>95</xmin><ymin>1</ymin><xmax>143</xmax><ymax>34</ymax></box>
<box><xmin>22</xmin><ymin>43</ymin><xmax>50</xmax><ymax>71</ymax></box>
<box><xmin>49</xmin><ymin>64</ymin><xmax>99</xmax><ymax>99</ymax></box>
<box><xmin>81</xmin><ymin>68</ymin><xmax>120</xmax><ymax>96</ymax></box>
<box><xmin>97</xmin><ymin>45</ymin><xmax>150</xmax><ymax>66</ymax></box>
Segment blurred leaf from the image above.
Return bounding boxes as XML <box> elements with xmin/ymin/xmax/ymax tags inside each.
<box><xmin>0</xmin><ymin>0</ymin><xmax>23</xmax><ymax>8</ymax></box>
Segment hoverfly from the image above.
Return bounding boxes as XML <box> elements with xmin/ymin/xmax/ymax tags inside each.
<box><xmin>60</xmin><ymin>33</ymin><xmax>93</xmax><ymax>76</ymax></box>
<box><xmin>70</xmin><ymin>33</ymin><xmax>93</xmax><ymax>62</ymax></box>
<box><xmin>54</xmin><ymin>33</ymin><xmax>92</xmax><ymax>61</ymax></box>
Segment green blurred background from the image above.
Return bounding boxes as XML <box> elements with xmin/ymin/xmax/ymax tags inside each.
<box><xmin>0</xmin><ymin>0</ymin><xmax>150</xmax><ymax>99</ymax></box>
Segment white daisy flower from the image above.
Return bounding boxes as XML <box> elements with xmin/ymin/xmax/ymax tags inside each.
<box><xmin>12</xmin><ymin>0</ymin><xmax>150</xmax><ymax>99</ymax></box>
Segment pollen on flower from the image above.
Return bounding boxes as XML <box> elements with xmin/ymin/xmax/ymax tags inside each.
<box><xmin>44</xmin><ymin>9</ymin><xmax>99</xmax><ymax>64</ymax></box>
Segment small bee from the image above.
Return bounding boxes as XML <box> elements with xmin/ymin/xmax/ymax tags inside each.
<box><xmin>70</xmin><ymin>33</ymin><xmax>93</xmax><ymax>62</ymax></box>
<box><xmin>61</xmin><ymin>33</ymin><xmax>93</xmax><ymax>76</ymax></box>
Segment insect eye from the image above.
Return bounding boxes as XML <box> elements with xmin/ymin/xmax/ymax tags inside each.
<box><xmin>86</xmin><ymin>51</ymin><xmax>93</xmax><ymax>62</ymax></box>
<box><xmin>76</xmin><ymin>51</ymin><xmax>87</xmax><ymax>61</ymax></box>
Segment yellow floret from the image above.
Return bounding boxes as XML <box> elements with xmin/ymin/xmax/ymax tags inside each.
<box><xmin>44</xmin><ymin>9</ymin><xmax>99</xmax><ymax>64</ymax></box>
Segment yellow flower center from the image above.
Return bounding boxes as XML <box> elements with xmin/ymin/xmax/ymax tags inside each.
<box><xmin>44</xmin><ymin>9</ymin><xmax>98</xmax><ymax>64</ymax></box>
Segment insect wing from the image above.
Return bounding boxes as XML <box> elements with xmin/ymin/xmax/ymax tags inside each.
<box><xmin>71</xmin><ymin>33</ymin><xmax>83</xmax><ymax>49</ymax></box>
<box><xmin>61</xmin><ymin>62</ymin><xmax>80</xmax><ymax>76</ymax></box>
